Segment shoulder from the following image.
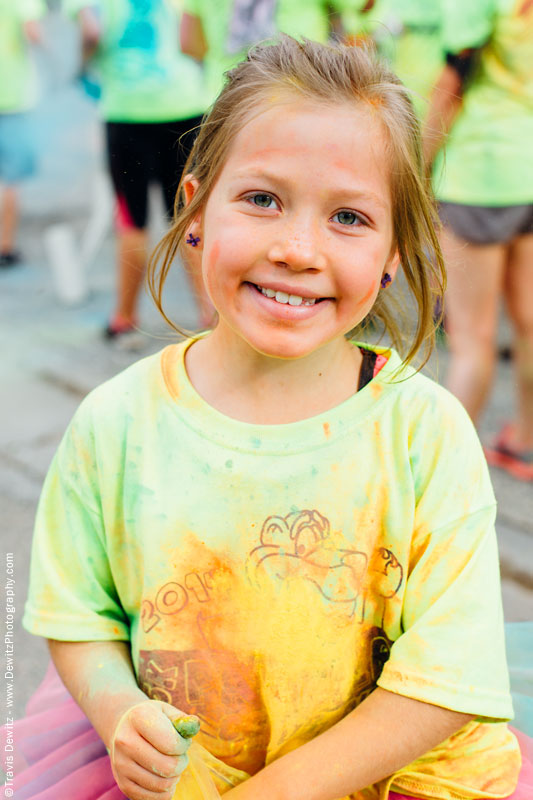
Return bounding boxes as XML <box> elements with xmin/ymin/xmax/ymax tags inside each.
<box><xmin>375</xmin><ymin>351</ymin><xmax>473</xmax><ymax>428</ymax></box>
<box><xmin>384</xmin><ymin>364</ymin><xmax>494</xmax><ymax>507</ymax></box>
<box><xmin>71</xmin><ymin>347</ymin><xmax>171</xmax><ymax>438</ymax></box>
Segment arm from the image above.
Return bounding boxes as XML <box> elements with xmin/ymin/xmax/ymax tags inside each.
<box><xmin>224</xmin><ymin>687</ymin><xmax>473</xmax><ymax>800</ymax></box>
<box><xmin>48</xmin><ymin>639</ymin><xmax>192</xmax><ymax>800</ymax></box>
<box><xmin>422</xmin><ymin>62</ymin><xmax>464</xmax><ymax>169</ymax></box>
<box><xmin>180</xmin><ymin>12</ymin><xmax>207</xmax><ymax>61</ymax></box>
<box><xmin>77</xmin><ymin>6</ymin><xmax>101</xmax><ymax>63</ymax></box>
<box><xmin>23</xmin><ymin>20</ymin><xmax>42</xmax><ymax>45</ymax></box>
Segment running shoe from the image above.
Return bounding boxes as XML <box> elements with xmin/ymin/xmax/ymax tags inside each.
<box><xmin>0</xmin><ymin>250</ymin><xmax>21</xmax><ymax>268</ymax></box>
<box><xmin>103</xmin><ymin>321</ymin><xmax>145</xmax><ymax>352</ymax></box>
<box><xmin>484</xmin><ymin>425</ymin><xmax>533</xmax><ymax>482</ymax></box>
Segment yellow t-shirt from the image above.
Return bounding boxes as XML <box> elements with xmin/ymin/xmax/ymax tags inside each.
<box><xmin>24</xmin><ymin>341</ymin><xmax>520</xmax><ymax>799</ymax></box>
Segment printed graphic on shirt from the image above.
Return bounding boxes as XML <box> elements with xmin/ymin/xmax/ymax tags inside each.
<box><xmin>248</xmin><ymin>509</ymin><xmax>403</xmax><ymax>624</ymax></box>
<box><xmin>138</xmin><ymin>508</ymin><xmax>402</xmax><ymax>771</ymax></box>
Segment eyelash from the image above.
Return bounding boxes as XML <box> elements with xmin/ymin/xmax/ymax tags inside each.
<box><xmin>245</xmin><ymin>193</ymin><xmax>368</xmax><ymax>227</ymax></box>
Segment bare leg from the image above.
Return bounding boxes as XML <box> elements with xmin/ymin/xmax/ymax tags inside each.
<box><xmin>440</xmin><ymin>226</ymin><xmax>506</xmax><ymax>423</ymax></box>
<box><xmin>111</xmin><ymin>227</ymin><xmax>148</xmax><ymax>327</ymax></box>
<box><xmin>503</xmin><ymin>234</ymin><xmax>533</xmax><ymax>449</ymax></box>
<box><xmin>0</xmin><ymin>186</ymin><xmax>19</xmax><ymax>253</ymax></box>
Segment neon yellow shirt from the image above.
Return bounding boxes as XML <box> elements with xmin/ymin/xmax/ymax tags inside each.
<box><xmin>24</xmin><ymin>340</ymin><xmax>520</xmax><ymax>799</ymax></box>
<box><xmin>182</xmin><ymin>0</ymin><xmax>347</xmax><ymax>102</ymax></box>
<box><xmin>433</xmin><ymin>0</ymin><xmax>533</xmax><ymax>205</ymax></box>
<box><xmin>375</xmin><ymin>0</ymin><xmax>443</xmax><ymax>119</ymax></box>
<box><xmin>0</xmin><ymin>0</ymin><xmax>46</xmax><ymax>112</ymax></box>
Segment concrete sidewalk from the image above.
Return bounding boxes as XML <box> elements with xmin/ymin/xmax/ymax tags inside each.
<box><xmin>2</xmin><ymin>18</ymin><xmax>532</xmax><ymax>721</ymax></box>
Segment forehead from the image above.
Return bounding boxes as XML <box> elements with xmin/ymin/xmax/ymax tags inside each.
<box><xmin>217</xmin><ymin>95</ymin><xmax>391</xmax><ymax>197</ymax></box>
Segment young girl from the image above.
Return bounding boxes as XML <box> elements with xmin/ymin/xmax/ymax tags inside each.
<box><xmin>16</xmin><ymin>36</ymin><xmax>533</xmax><ymax>800</ymax></box>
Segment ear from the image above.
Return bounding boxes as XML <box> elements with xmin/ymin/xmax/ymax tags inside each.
<box><xmin>182</xmin><ymin>174</ymin><xmax>203</xmax><ymax>249</ymax></box>
<box><xmin>182</xmin><ymin>173</ymin><xmax>200</xmax><ymax>207</ymax></box>
<box><xmin>384</xmin><ymin>248</ymin><xmax>401</xmax><ymax>284</ymax></box>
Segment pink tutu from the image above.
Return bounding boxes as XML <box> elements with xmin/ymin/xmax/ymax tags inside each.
<box><xmin>5</xmin><ymin>662</ymin><xmax>125</xmax><ymax>800</ymax></box>
<box><xmin>4</xmin><ymin>662</ymin><xmax>533</xmax><ymax>800</ymax></box>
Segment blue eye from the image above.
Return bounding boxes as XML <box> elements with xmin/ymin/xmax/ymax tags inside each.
<box><xmin>250</xmin><ymin>193</ymin><xmax>276</xmax><ymax>208</ymax></box>
<box><xmin>333</xmin><ymin>210</ymin><xmax>361</xmax><ymax>226</ymax></box>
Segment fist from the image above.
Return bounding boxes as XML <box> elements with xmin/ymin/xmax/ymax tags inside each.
<box><xmin>110</xmin><ymin>700</ymin><xmax>198</xmax><ymax>800</ymax></box>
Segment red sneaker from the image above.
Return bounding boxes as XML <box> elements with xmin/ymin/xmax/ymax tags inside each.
<box><xmin>484</xmin><ymin>425</ymin><xmax>533</xmax><ymax>482</ymax></box>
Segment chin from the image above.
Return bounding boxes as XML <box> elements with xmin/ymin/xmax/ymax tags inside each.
<box><xmin>248</xmin><ymin>335</ymin><xmax>323</xmax><ymax>361</ymax></box>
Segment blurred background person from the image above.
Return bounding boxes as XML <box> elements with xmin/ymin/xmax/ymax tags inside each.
<box><xmin>0</xmin><ymin>0</ymin><xmax>46</xmax><ymax>267</ymax></box>
<box><xmin>424</xmin><ymin>0</ymin><xmax>533</xmax><ymax>482</ymax></box>
<box><xmin>180</xmin><ymin>0</ymin><xmax>372</xmax><ymax>104</ymax></box>
<box><xmin>374</xmin><ymin>0</ymin><xmax>443</xmax><ymax>120</ymax></box>
<box><xmin>66</xmin><ymin>0</ymin><xmax>207</xmax><ymax>344</ymax></box>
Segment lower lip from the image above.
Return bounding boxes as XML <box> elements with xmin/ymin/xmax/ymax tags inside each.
<box><xmin>245</xmin><ymin>283</ymin><xmax>330</xmax><ymax>321</ymax></box>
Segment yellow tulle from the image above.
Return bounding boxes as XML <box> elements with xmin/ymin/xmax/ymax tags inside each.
<box><xmin>172</xmin><ymin>742</ymin><xmax>250</xmax><ymax>799</ymax></box>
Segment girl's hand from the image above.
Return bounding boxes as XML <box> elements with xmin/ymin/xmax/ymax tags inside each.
<box><xmin>110</xmin><ymin>700</ymin><xmax>194</xmax><ymax>800</ymax></box>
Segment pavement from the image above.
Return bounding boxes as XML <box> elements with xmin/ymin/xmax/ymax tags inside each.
<box><xmin>2</xmin><ymin>10</ymin><xmax>532</xmax><ymax>721</ymax></box>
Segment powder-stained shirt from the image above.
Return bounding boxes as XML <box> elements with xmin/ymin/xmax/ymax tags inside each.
<box><xmin>0</xmin><ymin>0</ymin><xmax>46</xmax><ymax>113</ymax></box>
<box><xmin>64</xmin><ymin>0</ymin><xmax>206</xmax><ymax>122</ymax></box>
<box><xmin>433</xmin><ymin>0</ymin><xmax>533</xmax><ymax>205</ymax></box>
<box><xmin>24</xmin><ymin>340</ymin><xmax>520</xmax><ymax>800</ymax></box>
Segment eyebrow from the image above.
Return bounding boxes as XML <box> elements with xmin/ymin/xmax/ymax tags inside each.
<box><xmin>230</xmin><ymin>168</ymin><xmax>389</xmax><ymax>211</ymax></box>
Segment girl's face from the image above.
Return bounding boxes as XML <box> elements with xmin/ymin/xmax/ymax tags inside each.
<box><xmin>187</xmin><ymin>97</ymin><xmax>399</xmax><ymax>360</ymax></box>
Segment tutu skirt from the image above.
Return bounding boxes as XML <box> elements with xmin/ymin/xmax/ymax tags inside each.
<box><xmin>5</xmin><ymin>654</ymin><xmax>533</xmax><ymax>800</ymax></box>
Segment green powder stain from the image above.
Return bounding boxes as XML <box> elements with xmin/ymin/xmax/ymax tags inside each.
<box><xmin>172</xmin><ymin>715</ymin><xmax>201</xmax><ymax>738</ymax></box>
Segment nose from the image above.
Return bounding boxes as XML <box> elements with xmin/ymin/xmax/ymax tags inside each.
<box><xmin>267</xmin><ymin>214</ymin><xmax>327</xmax><ymax>272</ymax></box>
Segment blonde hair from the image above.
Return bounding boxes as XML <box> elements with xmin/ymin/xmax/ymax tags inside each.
<box><xmin>148</xmin><ymin>35</ymin><xmax>445</xmax><ymax>368</ymax></box>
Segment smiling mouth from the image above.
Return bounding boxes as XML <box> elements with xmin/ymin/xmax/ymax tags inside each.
<box><xmin>252</xmin><ymin>283</ymin><xmax>325</xmax><ymax>306</ymax></box>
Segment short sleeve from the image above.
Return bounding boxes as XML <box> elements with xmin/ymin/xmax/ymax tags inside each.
<box><xmin>440</xmin><ymin>0</ymin><xmax>496</xmax><ymax>54</ymax></box>
<box><xmin>23</xmin><ymin>401</ymin><xmax>130</xmax><ymax>642</ymax></box>
<box><xmin>378</xmin><ymin>386</ymin><xmax>513</xmax><ymax>721</ymax></box>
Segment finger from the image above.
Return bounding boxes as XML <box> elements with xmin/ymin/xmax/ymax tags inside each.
<box><xmin>118</xmin><ymin>774</ymin><xmax>177</xmax><ymax>800</ymax></box>
<box><xmin>134</xmin><ymin>750</ymin><xmax>190</xmax><ymax>781</ymax></box>
<box><xmin>120</xmin><ymin>756</ymin><xmax>186</xmax><ymax>794</ymax></box>
<box><xmin>115</xmin><ymin>736</ymin><xmax>189</xmax><ymax>781</ymax></box>
<box><xmin>132</xmin><ymin>704</ymin><xmax>192</xmax><ymax>756</ymax></box>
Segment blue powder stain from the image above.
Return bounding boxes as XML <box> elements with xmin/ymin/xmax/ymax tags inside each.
<box><xmin>251</xmin><ymin>437</ymin><xmax>261</xmax><ymax>449</ymax></box>
<box><xmin>311</xmin><ymin>466</ymin><xmax>318</xmax><ymax>476</ymax></box>
<box><xmin>225</xmin><ymin>459</ymin><xmax>233</xmax><ymax>469</ymax></box>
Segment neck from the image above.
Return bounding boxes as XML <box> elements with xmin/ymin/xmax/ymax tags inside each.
<box><xmin>185</xmin><ymin>327</ymin><xmax>362</xmax><ymax>424</ymax></box>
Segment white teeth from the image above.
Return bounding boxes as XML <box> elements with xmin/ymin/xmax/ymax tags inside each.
<box><xmin>258</xmin><ymin>285</ymin><xmax>317</xmax><ymax>306</ymax></box>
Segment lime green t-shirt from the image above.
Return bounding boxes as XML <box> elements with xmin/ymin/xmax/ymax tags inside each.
<box><xmin>0</xmin><ymin>0</ymin><xmax>46</xmax><ymax>113</ymax></box>
<box><xmin>182</xmin><ymin>0</ymin><xmax>349</xmax><ymax>102</ymax></box>
<box><xmin>374</xmin><ymin>0</ymin><xmax>443</xmax><ymax>119</ymax></box>
<box><xmin>433</xmin><ymin>0</ymin><xmax>533</xmax><ymax>205</ymax></box>
<box><xmin>66</xmin><ymin>0</ymin><xmax>207</xmax><ymax>122</ymax></box>
<box><xmin>24</xmin><ymin>340</ymin><xmax>520</xmax><ymax>800</ymax></box>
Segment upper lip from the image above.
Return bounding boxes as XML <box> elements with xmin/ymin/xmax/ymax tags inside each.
<box><xmin>250</xmin><ymin>281</ymin><xmax>329</xmax><ymax>300</ymax></box>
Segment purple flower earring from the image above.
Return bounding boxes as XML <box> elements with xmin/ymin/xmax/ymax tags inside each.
<box><xmin>380</xmin><ymin>272</ymin><xmax>392</xmax><ymax>289</ymax></box>
<box><xmin>186</xmin><ymin>233</ymin><xmax>200</xmax><ymax>247</ymax></box>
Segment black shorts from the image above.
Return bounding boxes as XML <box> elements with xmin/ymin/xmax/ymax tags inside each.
<box><xmin>105</xmin><ymin>116</ymin><xmax>203</xmax><ymax>230</ymax></box>
<box><xmin>439</xmin><ymin>201</ymin><xmax>533</xmax><ymax>245</ymax></box>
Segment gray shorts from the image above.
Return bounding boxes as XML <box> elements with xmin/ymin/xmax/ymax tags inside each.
<box><xmin>439</xmin><ymin>202</ymin><xmax>533</xmax><ymax>245</ymax></box>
